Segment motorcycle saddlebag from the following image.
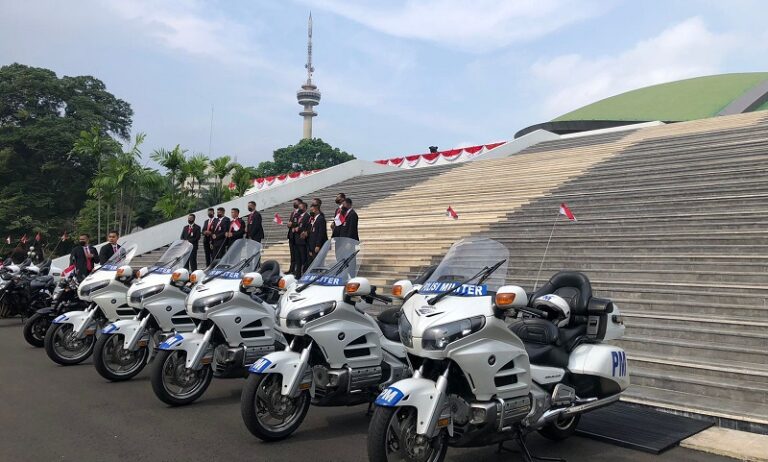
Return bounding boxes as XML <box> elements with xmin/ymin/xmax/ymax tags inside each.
<box><xmin>586</xmin><ymin>297</ymin><xmax>614</xmax><ymax>341</ymax></box>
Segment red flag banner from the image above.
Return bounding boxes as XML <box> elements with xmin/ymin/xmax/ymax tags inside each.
<box><xmin>446</xmin><ymin>206</ymin><xmax>459</xmax><ymax>220</ymax></box>
<box><xmin>273</xmin><ymin>213</ymin><xmax>283</xmax><ymax>225</ymax></box>
<box><xmin>559</xmin><ymin>203</ymin><xmax>576</xmax><ymax>221</ymax></box>
<box><xmin>20</xmin><ymin>234</ymin><xmax>28</xmax><ymax>244</ymax></box>
<box><xmin>35</xmin><ymin>232</ymin><xmax>42</xmax><ymax>242</ymax></box>
<box><xmin>228</xmin><ymin>181</ymin><xmax>236</xmax><ymax>191</ymax></box>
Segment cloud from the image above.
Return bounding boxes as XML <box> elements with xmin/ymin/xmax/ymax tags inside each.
<box><xmin>301</xmin><ymin>0</ymin><xmax>609</xmax><ymax>52</ymax></box>
<box><xmin>530</xmin><ymin>17</ymin><xmax>740</xmax><ymax>118</ymax></box>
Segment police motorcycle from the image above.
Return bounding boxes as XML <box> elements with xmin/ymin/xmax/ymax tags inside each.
<box><xmin>150</xmin><ymin>238</ymin><xmax>283</xmax><ymax>406</ymax></box>
<box><xmin>367</xmin><ymin>238</ymin><xmax>629</xmax><ymax>462</ymax></box>
<box><xmin>0</xmin><ymin>259</ymin><xmax>57</xmax><ymax>319</ymax></box>
<box><xmin>23</xmin><ymin>273</ymin><xmax>88</xmax><ymax>347</ymax></box>
<box><xmin>240</xmin><ymin>237</ymin><xmax>411</xmax><ymax>442</ymax></box>
<box><xmin>93</xmin><ymin>240</ymin><xmax>195</xmax><ymax>381</ymax></box>
<box><xmin>44</xmin><ymin>244</ymin><xmax>138</xmax><ymax>366</ymax></box>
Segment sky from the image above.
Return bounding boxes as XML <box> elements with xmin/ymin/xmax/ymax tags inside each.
<box><xmin>0</xmin><ymin>0</ymin><xmax>766</xmax><ymax>165</ymax></box>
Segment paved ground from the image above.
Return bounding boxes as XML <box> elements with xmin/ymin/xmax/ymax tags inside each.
<box><xmin>0</xmin><ymin>318</ymin><xmax>736</xmax><ymax>462</ymax></box>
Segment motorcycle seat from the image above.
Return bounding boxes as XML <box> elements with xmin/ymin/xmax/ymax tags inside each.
<box><xmin>377</xmin><ymin>308</ymin><xmax>401</xmax><ymax>343</ymax></box>
<box><xmin>259</xmin><ymin>260</ymin><xmax>281</xmax><ymax>286</ymax></box>
<box><xmin>510</xmin><ymin>319</ymin><xmax>586</xmax><ymax>369</ymax></box>
<box><xmin>30</xmin><ymin>275</ymin><xmax>54</xmax><ymax>290</ymax></box>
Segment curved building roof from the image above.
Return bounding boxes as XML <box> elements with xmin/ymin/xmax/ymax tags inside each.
<box><xmin>516</xmin><ymin>72</ymin><xmax>768</xmax><ymax>138</ymax></box>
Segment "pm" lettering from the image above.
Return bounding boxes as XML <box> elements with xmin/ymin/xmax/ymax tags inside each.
<box><xmin>611</xmin><ymin>351</ymin><xmax>627</xmax><ymax>377</ymax></box>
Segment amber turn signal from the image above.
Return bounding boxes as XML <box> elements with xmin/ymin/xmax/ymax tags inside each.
<box><xmin>278</xmin><ymin>278</ymin><xmax>287</xmax><ymax>289</ymax></box>
<box><xmin>392</xmin><ymin>285</ymin><xmax>403</xmax><ymax>298</ymax></box>
<box><xmin>345</xmin><ymin>282</ymin><xmax>361</xmax><ymax>294</ymax></box>
<box><xmin>116</xmin><ymin>268</ymin><xmax>125</xmax><ymax>277</ymax></box>
<box><xmin>495</xmin><ymin>292</ymin><xmax>516</xmax><ymax>307</ymax></box>
<box><xmin>189</xmin><ymin>273</ymin><xmax>198</xmax><ymax>283</ymax></box>
<box><xmin>171</xmin><ymin>271</ymin><xmax>182</xmax><ymax>281</ymax></box>
<box><xmin>242</xmin><ymin>276</ymin><xmax>254</xmax><ymax>287</ymax></box>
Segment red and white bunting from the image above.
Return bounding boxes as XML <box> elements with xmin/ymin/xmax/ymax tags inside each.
<box><xmin>559</xmin><ymin>203</ymin><xmax>576</xmax><ymax>221</ymax></box>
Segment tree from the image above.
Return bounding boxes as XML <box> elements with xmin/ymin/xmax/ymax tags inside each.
<box><xmin>0</xmin><ymin>63</ymin><xmax>133</xmax><ymax>250</ymax></box>
<box><xmin>231</xmin><ymin>164</ymin><xmax>258</xmax><ymax>197</ymax></box>
<box><xmin>254</xmin><ymin>138</ymin><xmax>355</xmax><ymax>177</ymax></box>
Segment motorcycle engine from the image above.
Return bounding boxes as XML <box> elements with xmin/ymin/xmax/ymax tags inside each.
<box><xmin>448</xmin><ymin>395</ymin><xmax>471</xmax><ymax>426</ymax></box>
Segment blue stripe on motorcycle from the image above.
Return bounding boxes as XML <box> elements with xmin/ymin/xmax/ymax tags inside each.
<box><xmin>249</xmin><ymin>358</ymin><xmax>272</xmax><ymax>373</ymax></box>
<box><xmin>102</xmin><ymin>323</ymin><xmax>118</xmax><ymax>334</ymax></box>
<box><xmin>159</xmin><ymin>333</ymin><xmax>184</xmax><ymax>350</ymax></box>
<box><xmin>375</xmin><ymin>387</ymin><xmax>405</xmax><ymax>407</ymax></box>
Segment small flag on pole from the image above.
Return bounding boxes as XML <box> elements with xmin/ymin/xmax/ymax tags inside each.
<box><xmin>62</xmin><ymin>264</ymin><xmax>76</xmax><ymax>278</ymax></box>
<box><xmin>273</xmin><ymin>213</ymin><xmax>283</xmax><ymax>225</ymax></box>
<box><xmin>446</xmin><ymin>205</ymin><xmax>459</xmax><ymax>220</ymax></box>
<box><xmin>228</xmin><ymin>181</ymin><xmax>236</xmax><ymax>191</ymax></box>
<box><xmin>35</xmin><ymin>232</ymin><xmax>42</xmax><ymax>242</ymax></box>
<box><xmin>231</xmin><ymin>221</ymin><xmax>241</xmax><ymax>232</ymax></box>
<box><xmin>559</xmin><ymin>203</ymin><xmax>576</xmax><ymax>221</ymax></box>
<box><xmin>5</xmin><ymin>236</ymin><xmax>10</xmax><ymax>245</ymax></box>
<box><xmin>20</xmin><ymin>234</ymin><xmax>28</xmax><ymax>244</ymax></box>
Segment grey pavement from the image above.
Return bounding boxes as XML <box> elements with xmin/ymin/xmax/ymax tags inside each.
<box><xmin>0</xmin><ymin>318</ymin><xmax>735</xmax><ymax>462</ymax></box>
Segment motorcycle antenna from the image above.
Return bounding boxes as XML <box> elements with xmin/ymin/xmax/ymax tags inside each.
<box><xmin>533</xmin><ymin>212</ymin><xmax>561</xmax><ymax>292</ymax></box>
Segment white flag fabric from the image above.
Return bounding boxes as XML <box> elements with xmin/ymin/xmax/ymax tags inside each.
<box><xmin>334</xmin><ymin>216</ymin><xmax>342</xmax><ymax>227</ymax></box>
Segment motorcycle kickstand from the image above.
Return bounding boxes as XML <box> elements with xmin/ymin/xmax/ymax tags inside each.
<box><xmin>497</xmin><ymin>434</ymin><xmax>566</xmax><ymax>462</ymax></box>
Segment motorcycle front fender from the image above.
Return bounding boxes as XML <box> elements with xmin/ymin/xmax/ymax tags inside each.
<box><xmin>158</xmin><ymin>329</ymin><xmax>212</xmax><ymax>369</ymax></box>
<box><xmin>249</xmin><ymin>349</ymin><xmax>310</xmax><ymax>398</ymax></box>
<box><xmin>375</xmin><ymin>377</ymin><xmax>445</xmax><ymax>436</ymax></box>
<box><xmin>53</xmin><ymin>309</ymin><xmax>97</xmax><ymax>339</ymax></box>
<box><xmin>103</xmin><ymin>317</ymin><xmax>148</xmax><ymax>350</ymax></box>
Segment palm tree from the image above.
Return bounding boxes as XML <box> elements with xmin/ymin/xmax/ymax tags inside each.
<box><xmin>182</xmin><ymin>153</ymin><xmax>210</xmax><ymax>199</ymax></box>
<box><xmin>231</xmin><ymin>164</ymin><xmax>257</xmax><ymax>197</ymax></box>
<box><xmin>210</xmin><ymin>155</ymin><xmax>235</xmax><ymax>189</ymax></box>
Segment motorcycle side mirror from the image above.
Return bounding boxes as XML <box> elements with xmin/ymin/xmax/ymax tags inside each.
<box><xmin>240</xmin><ymin>272</ymin><xmax>264</xmax><ymax>293</ymax></box>
<box><xmin>345</xmin><ymin>277</ymin><xmax>372</xmax><ymax>303</ymax></box>
<box><xmin>135</xmin><ymin>266</ymin><xmax>148</xmax><ymax>279</ymax></box>
<box><xmin>189</xmin><ymin>269</ymin><xmax>205</xmax><ymax>285</ymax></box>
<box><xmin>171</xmin><ymin>268</ymin><xmax>190</xmax><ymax>287</ymax></box>
<box><xmin>278</xmin><ymin>274</ymin><xmax>296</xmax><ymax>291</ymax></box>
<box><xmin>391</xmin><ymin>280</ymin><xmax>414</xmax><ymax>299</ymax></box>
<box><xmin>116</xmin><ymin>265</ymin><xmax>134</xmax><ymax>283</ymax></box>
<box><xmin>494</xmin><ymin>285</ymin><xmax>528</xmax><ymax>311</ymax></box>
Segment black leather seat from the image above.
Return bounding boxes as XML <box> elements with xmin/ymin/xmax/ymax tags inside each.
<box><xmin>259</xmin><ymin>260</ymin><xmax>281</xmax><ymax>286</ymax></box>
<box><xmin>377</xmin><ymin>308</ymin><xmax>401</xmax><ymax>342</ymax></box>
<box><xmin>30</xmin><ymin>275</ymin><xmax>54</xmax><ymax>290</ymax></box>
<box><xmin>531</xmin><ymin>271</ymin><xmax>592</xmax><ymax>326</ymax></box>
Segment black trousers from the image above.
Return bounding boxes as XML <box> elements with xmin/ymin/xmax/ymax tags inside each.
<box><xmin>186</xmin><ymin>244</ymin><xmax>198</xmax><ymax>272</ymax></box>
<box><xmin>203</xmin><ymin>237</ymin><xmax>212</xmax><ymax>266</ymax></box>
<box><xmin>288</xmin><ymin>237</ymin><xmax>298</xmax><ymax>274</ymax></box>
<box><xmin>296</xmin><ymin>242</ymin><xmax>309</xmax><ymax>276</ymax></box>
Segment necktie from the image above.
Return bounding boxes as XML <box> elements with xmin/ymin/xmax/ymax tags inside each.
<box><xmin>85</xmin><ymin>247</ymin><xmax>92</xmax><ymax>271</ymax></box>
<box><xmin>113</xmin><ymin>245</ymin><xmax>117</xmax><ymax>254</ymax></box>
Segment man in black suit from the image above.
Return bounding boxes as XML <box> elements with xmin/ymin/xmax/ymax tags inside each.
<box><xmin>287</xmin><ymin>198</ymin><xmax>303</xmax><ymax>275</ymax></box>
<box><xmin>181</xmin><ymin>214</ymin><xmax>201</xmax><ymax>271</ymax></box>
<box><xmin>307</xmin><ymin>199</ymin><xmax>327</xmax><ymax>266</ymax></box>
<box><xmin>98</xmin><ymin>230</ymin><xmax>121</xmax><ymax>264</ymax></box>
<box><xmin>210</xmin><ymin>207</ymin><xmax>230</xmax><ymax>262</ymax></box>
<box><xmin>338</xmin><ymin>198</ymin><xmax>359</xmax><ymax>241</ymax></box>
<box><xmin>293</xmin><ymin>201</ymin><xmax>311</xmax><ymax>275</ymax></box>
<box><xmin>71</xmin><ymin>234</ymin><xmax>98</xmax><ymax>281</ymax></box>
<box><xmin>202</xmin><ymin>208</ymin><xmax>216</xmax><ymax>267</ymax></box>
<box><xmin>245</xmin><ymin>201</ymin><xmax>264</xmax><ymax>242</ymax></box>
<box><xmin>225</xmin><ymin>208</ymin><xmax>245</xmax><ymax>248</ymax></box>
<box><xmin>330</xmin><ymin>192</ymin><xmax>346</xmax><ymax>238</ymax></box>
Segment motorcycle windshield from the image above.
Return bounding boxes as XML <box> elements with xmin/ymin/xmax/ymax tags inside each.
<box><xmin>210</xmin><ymin>239</ymin><xmax>262</xmax><ymax>278</ymax></box>
<box><xmin>148</xmin><ymin>240</ymin><xmax>193</xmax><ymax>274</ymax></box>
<box><xmin>300</xmin><ymin>237</ymin><xmax>362</xmax><ymax>286</ymax></box>
<box><xmin>99</xmin><ymin>244</ymin><xmax>138</xmax><ymax>271</ymax></box>
<box><xmin>420</xmin><ymin>237</ymin><xmax>509</xmax><ymax>296</ymax></box>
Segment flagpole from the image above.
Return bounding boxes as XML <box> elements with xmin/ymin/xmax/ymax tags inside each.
<box><xmin>533</xmin><ymin>213</ymin><xmax>560</xmax><ymax>292</ymax></box>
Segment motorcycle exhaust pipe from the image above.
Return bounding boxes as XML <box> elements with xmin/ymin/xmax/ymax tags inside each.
<box><xmin>536</xmin><ymin>393</ymin><xmax>621</xmax><ymax>427</ymax></box>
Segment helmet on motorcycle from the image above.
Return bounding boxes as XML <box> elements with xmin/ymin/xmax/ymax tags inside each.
<box><xmin>532</xmin><ymin>294</ymin><xmax>571</xmax><ymax>327</ymax></box>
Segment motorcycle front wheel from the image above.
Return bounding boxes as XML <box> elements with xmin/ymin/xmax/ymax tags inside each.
<box><xmin>94</xmin><ymin>333</ymin><xmax>149</xmax><ymax>382</ymax></box>
<box><xmin>44</xmin><ymin>323</ymin><xmax>96</xmax><ymax>365</ymax></box>
<box><xmin>23</xmin><ymin>312</ymin><xmax>49</xmax><ymax>347</ymax></box>
<box><xmin>368</xmin><ymin>407</ymin><xmax>448</xmax><ymax>462</ymax></box>
<box><xmin>150</xmin><ymin>350</ymin><xmax>213</xmax><ymax>406</ymax></box>
<box><xmin>240</xmin><ymin>372</ymin><xmax>311</xmax><ymax>441</ymax></box>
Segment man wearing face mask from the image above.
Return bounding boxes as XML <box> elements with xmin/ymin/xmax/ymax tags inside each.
<box><xmin>70</xmin><ymin>234</ymin><xmax>98</xmax><ymax>282</ymax></box>
<box><xmin>202</xmin><ymin>208</ymin><xmax>216</xmax><ymax>266</ymax></box>
<box><xmin>307</xmin><ymin>199</ymin><xmax>327</xmax><ymax>265</ymax></box>
<box><xmin>338</xmin><ymin>198</ymin><xmax>359</xmax><ymax>241</ymax></box>
<box><xmin>210</xmin><ymin>207</ymin><xmax>230</xmax><ymax>262</ymax></box>
<box><xmin>225</xmin><ymin>208</ymin><xmax>245</xmax><ymax>247</ymax></box>
<box><xmin>330</xmin><ymin>192</ymin><xmax>346</xmax><ymax>238</ymax></box>
<box><xmin>181</xmin><ymin>214</ymin><xmax>201</xmax><ymax>271</ymax></box>
<box><xmin>293</xmin><ymin>201</ymin><xmax>311</xmax><ymax>275</ymax></box>
<box><xmin>245</xmin><ymin>200</ymin><xmax>264</xmax><ymax>243</ymax></box>
<box><xmin>287</xmin><ymin>198</ymin><xmax>303</xmax><ymax>275</ymax></box>
<box><xmin>98</xmin><ymin>230</ymin><xmax>121</xmax><ymax>264</ymax></box>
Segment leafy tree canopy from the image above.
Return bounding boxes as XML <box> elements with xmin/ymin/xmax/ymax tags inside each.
<box><xmin>253</xmin><ymin>138</ymin><xmax>355</xmax><ymax>178</ymax></box>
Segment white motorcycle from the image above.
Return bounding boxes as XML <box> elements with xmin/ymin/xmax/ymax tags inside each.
<box><xmin>44</xmin><ymin>244</ymin><xmax>138</xmax><ymax>366</ymax></box>
<box><xmin>240</xmin><ymin>237</ymin><xmax>411</xmax><ymax>441</ymax></box>
<box><xmin>93</xmin><ymin>240</ymin><xmax>195</xmax><ymax>381</ymax></box>
<box><xmin>150</xmin><ymin>239</ymin><xmax>283</xmax><ymax>406</ymax></box>
<box><xmin>368</xmin><ymin>238</ymin><xmax>629</xmax><ymax>462</ymax></box>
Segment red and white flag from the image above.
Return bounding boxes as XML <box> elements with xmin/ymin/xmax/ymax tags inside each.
<box><xmin>231</xmin><ymin>221</ymin><xmax>241</xmax><ymax>232</ymax></box>
<box><xmin>20</xmin><ymin>234</ymin><xmax>28</xmax><ymax>244</ymax></box>
<box><xmin>228</xmin><ymin>181</ymin><xmax>236</xmax><ymax>191</ymax></box>
<box><xmin>35</xmin><ymin>232</ymin><xmax>42</xmax><ymax>242</ymax></box>
<box><xmin>62</xmin><ymin>264</ymin><xmax>76</xmax><ymax>278</ymax></box>
<box><xmin>5</xmin><ymin>236</ymin><xmax>10</xmax><ymax>245</ymax></box>
<box><xmin>446</xmin><ymin>205</ymin><xmax>459</xmax><ymax>220</ymax></box>
<box><xmin>273</xmin><ymin>213</ymin><xmax>283</xmax><ymax>225</ymax></box>
<box><xmin>559</xmin><ymin>203</ymin><xmax>576</xmax><ymax>221</ymax></box>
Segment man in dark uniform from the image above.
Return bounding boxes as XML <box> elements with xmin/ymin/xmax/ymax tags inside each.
<box><xmin>225</xmin><ymin>208</ymin><xmax>245</xmax><ymax>248</ymax></box>
<box><xmin>338</xmin><ymin>198</ymin><xmax>359</xmax><ymax>241</ymax></box>
<box><xmin>71</xmin><ymin>234</ymin><xmax>98</xmax><ymax>281</ymax></box>
<box><xmin>246</xmin><ymin>201</ymin><xmax>264</xmax><ymax>242</ymax></box>
<box><xmin>294</xmin><ymin>201</ymin><xmax>311</xmax><ymax>275</ymax></box>
<box><xmin>330</xmin><ymin>192</ymin><xmax>346</xmax><ymax>238</ymax></box>
<box><xmin>210</xmin><ymin>207</ymin><xmax>230</xmax><ymax>262</ymax></box>
<box><xmin>287</xmin><ymin>198</ymin><xmax>303</xmax><ymax>275</ymax></box>
<box><xmin>181</xmin><ymin>214</ymin><xmax>201</xmax><ymax>271</ymax></box>
<box><xmin>307</xmin><ymin>199</ymin><xmax>327</xmax><ymax>266</ymax></box>
<box><xmin>98</xmin><ymin>230</ymin><xmax>120</xmax><ymax>264</ymax></box>
<box><xmin>202</xmin><ymin>208</ymin><xmax>216</xmax><ymax>266</ymax></box>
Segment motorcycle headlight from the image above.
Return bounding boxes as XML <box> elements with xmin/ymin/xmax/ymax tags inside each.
<box><xmin>286</xmin><ymin>301</ymin><xmax>336</xmax><ymax>328</ymax></box>
<box><xmin>80</xmin><ymin>279</ymin><xmax>110</xmax><ymax>296</ymax></box>
<box><xmin>398</xmin><ymin>313</ymin><xmax>413</xmax><ymax>348</ymax></box>
<box><xmin>129</xmin><ymin>284</ymin><xmax>165</xmax><ymax>304</ymax></box>
<box><xmin>191</xmin><ymin>291</ymin><xmax>234</xmax><ymax>313</ymax></box>
<box><xmin>422</xmin><ymin>316</ymin><xmax>486</xmax><ymax>351</ymax></box>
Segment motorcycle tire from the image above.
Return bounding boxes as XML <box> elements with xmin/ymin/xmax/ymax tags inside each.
<box><xmin>94</xmin><ymin>333</ymin><xmax>149</xmax><ymax>382</ymax></box>
<box><xmin>150</xmin><ymin>350</ymin><xmax>213</xmax><ymax>406</ymax></box>
<box><xmin>23</xmin><ymin>312</ymin><xmax>49</xmax><ymax>347</ymax></box>
<box><xmin>368</xmin><ymin>406</ymin><xmax>448</xmax><ymax>462</ymax></box>
<box><xmin>538</xmin><ymin>414</ymin><xmax>581</xmax><ymax>441</ymax></box>
<box><xmin>44</xmin><ymin>322</ymin><xmax>96</xmax><ymax>366</ymax></box>
<box><xmin>240</xmin><ymin>372</ymin><xmax>311</xmax><ymax>442</ymax></box>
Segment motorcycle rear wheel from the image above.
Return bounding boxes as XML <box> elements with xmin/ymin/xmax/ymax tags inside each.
<box><xmin>368</xmin><ymin>406</ymin><xmax>448</xmax><ymax>462</ymax></box>
<box><xmin>94</xmin><ymin>333</ymin><xmax>149</xmax><ymax>382</ymax></box>
<box><xmin>240</xmin><ymin>373</ymin><xmax>311</xmax><ymax>441</ymax></box>
<box><xmin>44</xmin><ymin>322</ymin><xmax>96</xmax><ymax>365</ymax></box>
<box><xmin>150</xmin><ymin>350</ymin><xmax>213</xmax><ymax>406</ymax></box>
<box><xmin>23</xmin><ymin>312</ymin><xmax>49</xmax><ymax>347</ymax></box>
